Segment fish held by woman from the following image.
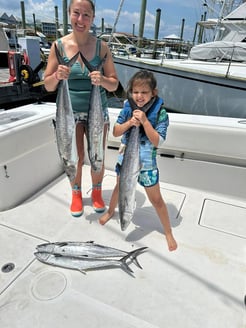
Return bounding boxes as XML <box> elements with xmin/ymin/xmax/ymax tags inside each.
<box><xmin>54</xmin><ymin>43</ymin><xmax>79</xmax><ymax>182</ymax></box>
<box><xmin>80</xmin><ymin>51</ymin><xmax>107</xmax><ymax>172</ymax></box>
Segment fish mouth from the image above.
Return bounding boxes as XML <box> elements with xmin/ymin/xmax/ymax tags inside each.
<box><xmin>120</xmin><ymin>220</ymin><xmax>131</xmax><ymax>231</ymax></box>
<box><xmin>36</xmin><ymin>243</ymin><xmax>55</xmax><ymax>253</ymax></box>
<box><xmin>34</xmin><ymin>252</ymin><xmax>51</xmax><ymax>262</ymax></box>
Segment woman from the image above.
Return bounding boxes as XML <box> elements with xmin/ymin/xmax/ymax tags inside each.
<box><xmin>44</xmin><ymin>0</ymin><xmax>119</xmax><ymax>217</ymax></box>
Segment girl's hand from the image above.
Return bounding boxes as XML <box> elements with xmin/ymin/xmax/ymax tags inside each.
<box><xmin>129</xmin><ymin>116</ymin><xmax>141</xmax><ymax>127</ymax></box>
<box><xmin>133</xmin><ymin>110</ymin><xmax>147</xmax><ymax>125</ymax></box>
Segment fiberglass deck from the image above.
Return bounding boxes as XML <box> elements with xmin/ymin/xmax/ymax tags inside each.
<box><xmin>0</xmin><ymin>164</ymin><xmax>245</xmax><ymax>328</ymax></box>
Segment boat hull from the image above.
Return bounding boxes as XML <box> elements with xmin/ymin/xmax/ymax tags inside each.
<box><xmin>0</xmin><ymin>102</ymin><xmax>63</xmax><ymax>211</ymax></box>
<box><xmin>113</xmin><ymin>56</ymin><xmax>246</xmax><ymax>118</ymax></box>
<box><xmin>108</xmin><ymin>107</ymin><xmax>246</xmax><ymax>199</ymax></box>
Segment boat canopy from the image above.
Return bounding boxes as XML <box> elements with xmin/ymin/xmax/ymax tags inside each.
<box><xmin>190</xmin><ymin>40</ymin><xmax>246</xmax><ymax>61</ymax></box>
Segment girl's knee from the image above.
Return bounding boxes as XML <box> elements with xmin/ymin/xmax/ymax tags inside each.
<box><xmin>147</xmin><ymin>192</ymin><xmax>163</xmax><ymax>208</ymax></box>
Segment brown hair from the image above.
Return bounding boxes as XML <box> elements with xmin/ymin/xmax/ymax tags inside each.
<box><xmin>126</xmin><ymin>70</ymin><xmax>157</xmax><ymax>94</ymax></box>
<box><xmin>69</xmin><ymin>0</ymin><xmax>95</xmax><ymax>15</ymax></box>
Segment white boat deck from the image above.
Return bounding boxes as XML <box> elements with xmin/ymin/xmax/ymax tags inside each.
<box><xmin>0</xmin><ymin>104</ymin><xmax>245</xmax><ymax>328</ymax></box>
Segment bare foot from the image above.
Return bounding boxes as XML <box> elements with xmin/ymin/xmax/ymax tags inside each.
<box><xmin>165</xmin><ymin>233</ymin><xmax>178</xmax><ymax>251</ymax></box>
<box><xmin>99</xmin><ymin>211</ymin><xmax>114</xmax><ymax>225</ymax></box>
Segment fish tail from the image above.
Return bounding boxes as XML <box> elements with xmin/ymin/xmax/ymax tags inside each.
<box><xmin>128</xmin><ymin>247</ymin><xmax>148</xmax><ymax>269</ymax></box>
<box><xmin>80</xmin><ymin>51</ymin><xmax>107</xmax><ymax>72</ymax></box>
<box><xmin>120</xmin><ymin>256</ymin><xmax>134</xmax><ymax>275</ymax></box>
<box><xmin>54</xmin><ymin>43</ymin><xmax>79</xmax><ymax>66</ymax></box>
<box><xmin>120</xmin><ymin>246</ymin><xmax>148</xmax><ymax>273</ymax></box>
<box><xmin>54</xmin><ymin>43</ymin><xmax>65</xmax><ymax>65</ymax></box>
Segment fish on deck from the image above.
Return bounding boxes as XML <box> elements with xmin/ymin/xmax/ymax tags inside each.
<box><xmin>36</xmin><ymin>241</ymin><xmax>147</xmax><ymax>269</ymax></box>
<box><xmin>34</xmin><ymin>245</ymin><xmax>147</xmax><ymax>275</ymax></box>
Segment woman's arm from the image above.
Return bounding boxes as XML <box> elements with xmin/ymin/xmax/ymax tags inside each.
<box><xmin>43</xmin><ymin>42</ymin><xmax>60</xmax><ymax>92</ymax></box>
<box><xmin>98</xmin><ymin>41</ymin><xmax>119</xmax><ymax>92</ymax></box>
<box><xmin>44</xmin><ymin>41</ymin><xmax>70</xmax><ymax>92</ymax></box>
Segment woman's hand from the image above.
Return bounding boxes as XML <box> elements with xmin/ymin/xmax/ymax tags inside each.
<box><xmin>55</xmin><ymin>65</ymin><xmax>70</xmax><ymax>80</ymax></box>
<box><xmin>89</xmin><ymin>71</ymin><xmax>102</xmax><ymax>85</ymax></box>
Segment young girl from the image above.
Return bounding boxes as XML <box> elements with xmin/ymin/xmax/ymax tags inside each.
<box><xmin>99</xmin><ymin>70</ymin><xmax>177</xmax><ymax>252</ymax></box>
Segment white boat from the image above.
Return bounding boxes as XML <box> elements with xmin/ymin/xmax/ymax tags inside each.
<box><xmin>0</xmin><ymin>102</ymin><xmax>245</xmax><ymax>327</ymax></box>
<box><xmin>113</xmin><ymin>1</ymin><xmax>246</xmax><ymax>118</ymax></box>
<box><xmin>98</xmin><ymin>32</ymin><xmax>137</xmax><ymax>56</ymax></box>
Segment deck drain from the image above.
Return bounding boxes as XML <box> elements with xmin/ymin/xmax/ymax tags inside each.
<box><xmin>1</xmin><ymin>262</ymin><xmax>15</xmax><ymax>273</ymax></box>
<box><xmin>31</xmin><ymin>271</ymin><xmax>67</xmax><ymax>301</ymax></box>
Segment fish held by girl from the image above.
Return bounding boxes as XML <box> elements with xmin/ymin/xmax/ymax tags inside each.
<box><xmin>119</xmin><ymin>96</ymin><xmax>156</xmax><ymax>231</ymax></box>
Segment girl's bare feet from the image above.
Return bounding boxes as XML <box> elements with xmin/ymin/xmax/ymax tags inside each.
<box><xmin>165</xmin><ymin>233</ymin><xmax>178</xmax><ymax>251</ymax></box>
<box><xmin>99</xmin><ymin>211</ymin><xmax>114</xmax><ymax>225</ymax></box>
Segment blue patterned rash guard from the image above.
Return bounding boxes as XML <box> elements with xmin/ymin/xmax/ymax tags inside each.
<box><xmin>116</xmin><ymin>96</ymin><xmax>169</xmax><ymax>171</ymax></box>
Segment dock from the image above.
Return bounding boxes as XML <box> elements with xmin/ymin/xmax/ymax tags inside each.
<box><xmin>0</xmin><ymin>64</ymin><xmax>56</xmax><ymax>110</ymax></box>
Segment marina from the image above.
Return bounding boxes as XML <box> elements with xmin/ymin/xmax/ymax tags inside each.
<box><xmin>0</xmin><ymin>1</ymin><xmax>246</xmax><ymax>327</ymax></box>
<box><xmin>113</xmin><ymin>1</ymin><xmax>246</xmax><ymax>118</ymax></box>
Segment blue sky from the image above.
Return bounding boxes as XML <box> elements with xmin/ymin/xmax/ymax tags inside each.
<box><xmin>0</xmin><ymin>0</ymin><xmax>213</xmax><ymax>41</ymax></box>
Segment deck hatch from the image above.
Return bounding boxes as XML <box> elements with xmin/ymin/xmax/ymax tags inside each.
<box><xmin>199</xmin><ymin>199</ymin><xmax>246</xmax><ymax>238</ymax></box>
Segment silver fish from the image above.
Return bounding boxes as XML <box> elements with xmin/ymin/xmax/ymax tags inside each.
<box><xmin>119</xmin><ymin>125</ymin><xmax>140</xmax><ymax>231</ymax></box>
<box><xmin>34</xmin><ymin>247</ymin><xmax>146</xmax><ymax>275</ymax></box>
<box><xmin>36</xmin><ymin>241</ymin><xmax>147</xmax><ymax>269</ymax></box>
<box><xmin>80</xmin><ymin>51</ymin><xmax>107</xmax><ymax>172</ymax></box>
<box><xmin>55</xmin><ymin>44</ymin><xmax>79</xmax><ymax>182</ymax></box>
<box><xmin>119</xmin><ymin>97</ymin><xmax>156</xmax><ymax>231</ymax></box>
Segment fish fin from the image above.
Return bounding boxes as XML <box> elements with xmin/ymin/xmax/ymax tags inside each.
<box><xmin>127</xmin><ymin>92</ymin><xmax>156</xmax><ymax>113</ymax></box>
<box><xmin>120</xmin><ymin>256</ymin><xmax>134</xmax><ymax>275</ymax></box>
<box><xmin>120</xmin><ymin>247</ymin><xmax>147</xmax><ymax>274</ymax></box>
<box><xmin>53</xmin><ymin>254</ymin><xmax>63</xmax><ymax>258</ymax></box>
<box><xmin>52</xmin><ymin>119</ymin><xmax>56</xmax><ymax>129</ymax></box>
<box><xmin>79</xmin><ymin>269</ymin><xmax>87</xmax><ymax>275</ymax></box>
<box><xmin>54</xmin><ymin>43</ymin><xmax>79</xmax><ymax>67</ymax></box>
<box><xmin>127</xmin><ymin>94</ymin><xmax>138</xmax><ymax>110</ymax></box>
<box><xmin>127</xmin><ymin>247</ymin><xmax>148</xmax><ymax>269</ymax></box>
<box><xmin>80</xmin><ymin>52</ymin><xmax>107</xmax><ymax>72</ymax></box>
<box><xmin>55</xmin><ymin>242</ymin><xmax>68</xmax><ymax>247</ymax></box>
<box><xmin>80</xmin><ymin>51</ymin><xmax>94</xmax><ymax>72</ymax></box>
<box><xmin>54</xmin><ymin>43</ymin><xmax>65</xmax><ymax>65</ymax></box>
<box><xmin>68</xmin><ymin>52</ymin><xmax>80</xmax><ymax>67</ymax></box>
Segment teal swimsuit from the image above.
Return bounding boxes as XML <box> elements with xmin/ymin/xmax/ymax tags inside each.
<box><xmin>57</xmin><ymin>38</ymin><xmax>108</xmax><ymax>122</ymax></box>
